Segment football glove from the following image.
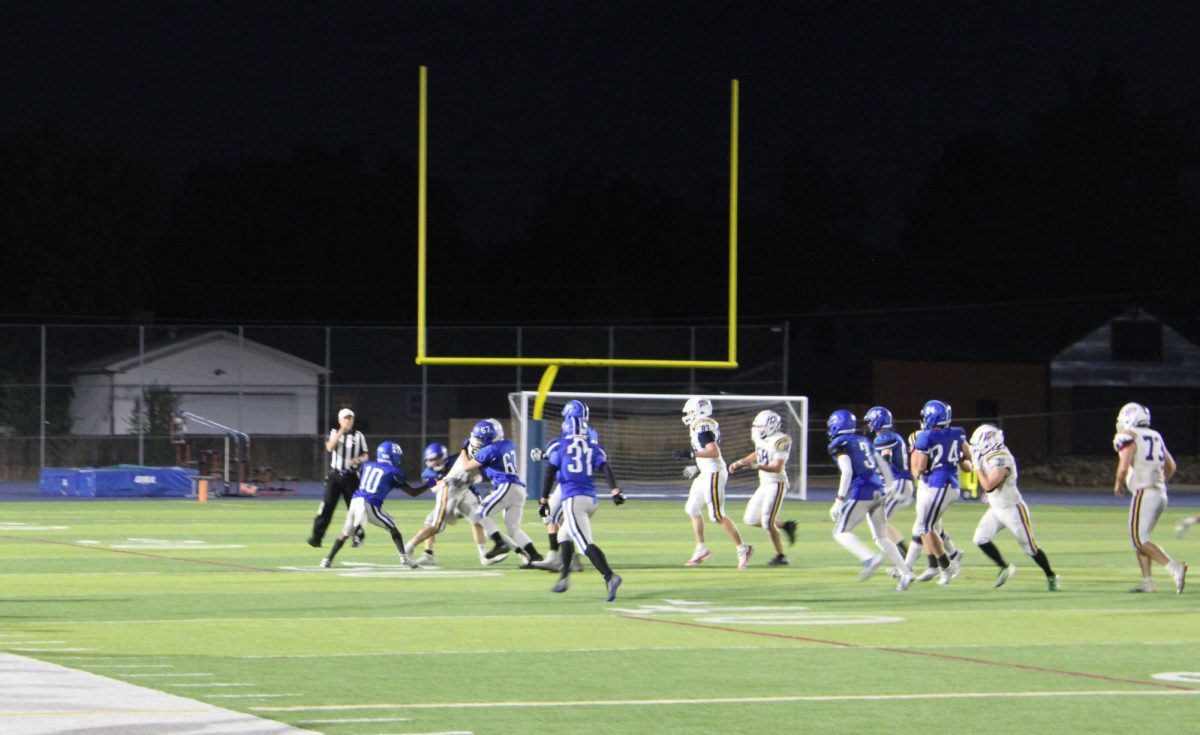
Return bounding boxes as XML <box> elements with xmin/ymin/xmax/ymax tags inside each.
<box><xmin>828</xmin><ymin>498</ymin><xmax>844</xmax><ymax>522</ymax></box>
<box><xmin>611</xmin><ymin>490</ymin><xmax>626</xmax><ymax>505</ymax></box>
<box><xmin>682</xmin><ymin>466</ymin><xmax>701</xmax><ymax>480</ymax></box>
<box><xmin>530</xmin><ymin>447</ymin><xmax>544</xmax><ymax>463</ymax></box>
<box><xmin>671</xmin><ymin>449</ymin><xmax>694</xmax><ymax>460</ymax></box>
<box><xmin>537</xmin><ymin>500</ymin><xmax>550</xmax><ymax>518</ymax></box>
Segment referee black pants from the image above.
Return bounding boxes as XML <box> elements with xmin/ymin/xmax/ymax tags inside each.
<box><xmin>310</xmin><ymin>471</ymin><xmax>358</xmax><ymax>544</ymax></box>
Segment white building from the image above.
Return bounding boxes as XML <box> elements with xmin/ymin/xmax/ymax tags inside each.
<box><xmin>69</xmin><ymin>330</ymin><xmax>328</xmax><ymax>436</ymax></box>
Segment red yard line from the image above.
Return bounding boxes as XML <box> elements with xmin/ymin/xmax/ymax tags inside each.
<box><xmin>0</xmin><ymin>535</ymin><xmax>280</xmax><ymax>573</ymax></box>
<box><xmin>622</xmin><ymin>615</ymin><xmax>1193</xmax><ymax>692</ymax></box>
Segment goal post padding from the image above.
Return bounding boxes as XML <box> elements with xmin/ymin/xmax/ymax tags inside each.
<box><xmin>509</xmin><ymin>392</ymin><xmax>809</xmax><ymax>500</ymax></box>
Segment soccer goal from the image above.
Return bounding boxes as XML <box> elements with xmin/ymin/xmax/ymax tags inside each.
<box><xmin>508</xmin><ymin>392</ymin><xmax>809</xmax><ymax>500</ymax></box>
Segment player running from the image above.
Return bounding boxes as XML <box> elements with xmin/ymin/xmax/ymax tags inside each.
<box><xmin>908</xmin><ymin>400</ymin><xmax>972</xmax><ymax>585</ymax></box>
<box><xmin>969</xmin><ymin>424</ymin><xmax>1060</xmax><ymax>590</ymax></box>
<box><xmin>673</xmin><ymin>397</ymin><xmax>753</xmax><ymax>569</ymax></box>
<box><xmin>728</xmin><ymin>409</ymin><xmax>798</xmax><ymax>566</ymax></box>
<box><xmin>826</xmin><ymin>410</ymin><xmax>915</xmax><ymax>590</ymax></box>
<box><xmin>544</xmin><ymin>416</ymin><xmax>626</xmax><ymax>600</ymax></box>
<box><xmin>403</xmin><ymin>442</ymin><xmax>493</xmax><ymax>568</ymax></box>
<box><xmin>319</xmin><ymin>441</ymin><xmax>430</xmax><ymax>569</ymax></box>
<box><xmin>1113</xmin><ymin>402</ymin><xmax>1186</xmax><ymax>593</ymax></box>
<box><xmin>529</xmin><ymin>400</ymin><xmax>595</xmax><ymax>572</ymax></box>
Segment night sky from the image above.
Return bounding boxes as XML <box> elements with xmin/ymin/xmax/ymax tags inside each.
<box><xmin>5</xmin><ymin>1</ymin><xmax>1197</xmax><ymax>250</ymax></box>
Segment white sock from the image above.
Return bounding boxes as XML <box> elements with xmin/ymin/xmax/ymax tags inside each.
<box><xmin>876</xmin><ymin>537</ymin><xmax>909</xmax><ymax>571</ymax></box>
<box><xmin>834</xmin><ymin>531</ymin><xmax>874</xmax><ymax>562</ymax></box>
<box><xmin>477</xmin><ymin>544</ymin><xmax>488</xmax><ymax>556</ymax></box>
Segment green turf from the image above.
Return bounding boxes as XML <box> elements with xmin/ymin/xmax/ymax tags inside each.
<box><xmin>1</xmin><ymin>498</ymin><xmax>1197</xmax><ymax>734</ymax></box>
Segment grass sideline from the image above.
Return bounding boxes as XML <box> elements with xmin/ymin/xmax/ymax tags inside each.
<box><xmin>1</xmin><ymin>498</ymin><xmax>1198</xmax><ymax>735</ymax></box>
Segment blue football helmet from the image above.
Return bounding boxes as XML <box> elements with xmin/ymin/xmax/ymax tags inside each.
<box><xmin>471</xmin><ymin>420</ymin><xmax>498</xmax><ymax>447</ymax></box>
<box><xmin>423</xmin><ymin>442</ymin><xmax>449</xmax><ymax>470</ymax></box>
<box><xmin>920</xmin><ymin>400</ymin><xmax>952</xmax><ymax>430</ymax></box>
<box><xmin>376</xmin><ymin>440</ymin><xmax>403</xmax><ymax>466</ymax></box>
<box><xmin>826</xmin><ymin>410</ymin><xmax>857</xmax><ymax>439</ymax></box>
<box><xmin>562</xmin><ymin>399</ymin><xmax>590</xmax><ymax>422</ymax></box>
<box><xmin>864</xmin><ymin>406</ymin><xmax>893</xmax><ymax>433</ymax></box>
<box><xmin>562</xmin><ymin>416</ymin><xmax>588</xmax><ymax>438</ymax></box>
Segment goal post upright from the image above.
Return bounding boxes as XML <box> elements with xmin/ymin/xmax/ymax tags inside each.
<box><xmin>416</xmin><ymin>68</ymin><xmax>748</xmax><ymax>498</ymax></box>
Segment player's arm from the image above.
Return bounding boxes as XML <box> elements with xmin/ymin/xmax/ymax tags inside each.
<box><xmin>957</xmin><ymin>440</ymin><xmax>973</xmax><ymax>473</ymax></box>
<box><xmin>324</xmin><ymin>424</ymin><xmax>345</xmax><ymax>453</ymax></box>
<box><xmin>599</xmin><ymin>459</ymin><xmax>626</xmax><ymax>504</ymax></box>
<box><xmin>874</xmin><ymin>451</ymin><xmax>895</xmax><ymax>485</ymax></box>
<box><xmin>728</xmin><ymin>450</ymin><xmax>757</xmax><ymax>473</ymax></box>
<box><xmin>1113</xmin><ymin>443</ymin><xmax>1134</xmax><ymax>496</ymax></box>
<box><xmin>909</xmin><ymin>449</ymin><xmax>929</xmax><ymax>478</ymax></box>
<box><xmin>541</xmin><ymin>463</ymin><xmax>557</xmax><ymax>502</ymax></box>
<box><xmin>693</xmin><ymin>436</ymin><xmax>720</xmax><ymax>459</ymax></box>
<box><xmin>975</xmin><ymin>457</ymin><xmax>1010</xmax><ymax>492</ymax></box>
<box><xmin>830</xmin><ymin>452</ymin><xmax>852</xmax><ymax>521</ymax></box>
<box><xmin>1164</xmin><ymin>446</ymin><xmax>1177</xmax><ymax>481</ymax></box>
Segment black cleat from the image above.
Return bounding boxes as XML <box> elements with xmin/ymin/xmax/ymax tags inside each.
<box><xmin>485</xmin><ymin>543</ymin><xmax>509</xmax><ymax>560</ymax></box>
<box><xmin>781</xmin><ymin>520</ymin><xmax>798</xmax><ymax>546</ymax></box>
<box><xmin>306</xmin><ymin>537</ymin><xmax>321</xmax><ymax>548</ymax></box>
<box><xmin>768</xmin><ymin>554</ymin><xmax>789</xmax><ymax>566</ymax></box>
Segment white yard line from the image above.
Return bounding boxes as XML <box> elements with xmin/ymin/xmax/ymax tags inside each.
<box><xmin>236</xmin><ymin>645</ymin><xmax>765</xmax><ymax>659</ymax></box>
<box><xmin>252</xmin><ymin>689</ymin><xmax>1200</xmax><ymax>712</ymax></box>
<box><xmin>299</xmin><ymin>717</ymin><xmax>413</xmax><ymax>724</ymax></box>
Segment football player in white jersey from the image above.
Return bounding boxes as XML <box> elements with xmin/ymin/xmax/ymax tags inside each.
<box><xmin>1112</xmin><ymin>402</ymin><xmax>1186</xmax><ymax>593</ymax></box>
<box><xmin>673</xmin><ymin>397</ymin><xmax>753</xmax><ymax>569</ymax></box>
<box><xmin>969</xmin><ymin>425</ymin><xmax>1060</xmax><ymax>590</ymax></box>
<box><xmin>729</xmin><ymin>410</ymin><xmax>798</xmax><ymax>566</ymax></box>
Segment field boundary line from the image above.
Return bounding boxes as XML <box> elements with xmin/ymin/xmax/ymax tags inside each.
<box><xmin>251</xmin><ymin>689</ymin><xmax>1200</xmax><ymax>712</ymax></box>
<box><xmin>623</xmin><ymin>615</ymin><xmax>1195</xmax><ymax>691</ymax></box>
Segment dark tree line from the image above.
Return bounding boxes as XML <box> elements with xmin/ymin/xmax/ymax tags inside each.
<box><xmin>1</xmin><ymin>64</ymin><xmax>1197</xmax><ymax>326</ymax></box>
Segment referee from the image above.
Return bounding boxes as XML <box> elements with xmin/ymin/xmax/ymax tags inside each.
<box><xmin>308</xmin><ymin>408</ymin><xmax>370</xmax><ymax>547</ymax></box>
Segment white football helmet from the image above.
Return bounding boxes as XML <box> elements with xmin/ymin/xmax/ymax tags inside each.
<box><xmin>486</xmin><ymin>418</ymin><xmax>505</xmax><ymax>441</ymax></box>
<box><xmin>970</xmin><ymin>424</ymin><xmax>1005</xmax><ymax>457</ymax></box>
<box><xmin>681</xmin><ymin>397</ymin><xmax>713</xmax><ymax>425</ymax></box>
<box><xmin>1116</xmin><ymin>402</ymin><xmax>1150</xmax><ymax>431</ymax></box>
<box><xmin>752</xmin><ymin>409</ymin><xmax>781</xmax><ymax>440</ymax></box>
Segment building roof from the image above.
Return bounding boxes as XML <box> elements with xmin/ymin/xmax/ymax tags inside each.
<box><xmin>70</xmin><ymin>330</ymin><xmax>329</xmax><ymax>376</ymax></box>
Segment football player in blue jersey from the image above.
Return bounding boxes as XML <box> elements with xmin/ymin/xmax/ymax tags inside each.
<box><xmin>319</xmin><ymin>441</ymin><xmax>432</xmax><ymax>569</ymax></box>
<box><xmin>452</xmin><ymin>419</ymin><xmax>544</xmax><ymax>564</ymax></box>
<box><xmin>826</xmin><ymin>410</ymin><xmax>915</xmax><ymax>590</ymax></box>
<box><xmin>863</xmin><ymin>407</ymin><xmax>913</xmax><ymax>565</ymax></box>
<box><xmin>528</xmin><ymin>400</ymin><xmax>597</xmax><ymax>572</ymax></box>
<box><xmin>908</xmin><ymin>400</ymin><xmax>974</xmax><ymax>585</ymax></box>
<box><xmin>544</xmin><ymin>416</ymin><xmax>626</xmax><ymax>600</ymax></box>
<box><xmin>402</xmin><ymin>443</ymin><xmax>491</xmax><ymax>568</ymax></box>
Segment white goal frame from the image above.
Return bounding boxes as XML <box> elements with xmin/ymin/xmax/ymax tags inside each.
<box><xmin>509</xmin><ymin>391</ymin><xmax>809</xmax><ymax>500</ymax></box>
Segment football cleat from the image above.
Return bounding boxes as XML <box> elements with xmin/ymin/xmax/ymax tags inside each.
<box><xmin>416</xmin><ymin>552</ymin><xmax>438</xmax><ymax>568</ymax></box>
<box><xmin>481</xmin><ymin>552</ymin><xmax>508</xmax><ymax>566</ymax></box>
<box><xmin>994</xmin><ymin>564</ymin><xmax>1017</xmax><ymax>588</ymax></box>
<box><xmin>605</xmin><ymin>574</ymin><xmax>623</xmax><ymax>602</ymax></box>
<box><xmin>915</xmin><ymin>567</ymin><xmax>940</xmax><ymax>582</ymax></box>
<box><xmin>551</xmin><ymin>578</ymin><xmax>570</xmax><ymax>594</ymax></box>
<box><xmin>781</xmin><ymin>520</ymin><xmax>798</xmax><ymax>546</ymax></box>
<box><xmin>1129</xmin><ymin>579</ymin><xmax>1157</xmax><ymax>593</ymax></box>
<box><xmin>1171</xmin><ymin>562</ymin><xmax>1188</xmax><ymax>594</ymax></box>
<box><xmin>737</xmin><ymin>545</ymin><xmax>754</xmax><ymax>570</ymax></box>
<box><xmin>318</xmin><ymin>558</ymin><xmax>331</xmax><ymax>568</ymax></box>
<box><xmin>306</xmin><ymin>537</ymin><xmax>321</xmax><ymax>548</ymax></box>
<box><xmin>896</xmin><ymin>571</ymin><xmax>915</xmax><ymax>592</ymax></box>
<box><xmin>768</xmin><ymin>554</ymin><xmax>789</xmax><ymax>566</ymax></box>
<box><xmin>685</xmin><ymin>548</ymin><xmax>711</xmax><ymax>567</ymax></box>
<box><xmin>1047</xmin><ymin>574</ymin><xmax>1060</xmax><ymax>592</ymax></box>
<box><xmin>859</xmin><ymin>554</ymin><xmax>885</xmax><ymax>581</ymax></box>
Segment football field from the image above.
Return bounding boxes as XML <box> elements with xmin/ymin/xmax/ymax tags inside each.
<box><xmin>1</xmin><ymin>497</ymin><xmax>1198</xmax><ymax>734</ymax></box>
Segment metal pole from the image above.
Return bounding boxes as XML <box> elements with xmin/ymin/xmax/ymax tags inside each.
<box><xmin>39</xmin><ymin>325</ymin><xmax>46</xmax><ymax>469</ymax></box>
<box><xmin>236</xmin><ymin>326</ymin><xmax>244</xmax><ymax>431</ymax></box>
<box><xmin>138</xmin><ymin>325</ymin><xmax>145</xmax><ymax>465</ymax></box>
<box><xmin>689</xmin><ymin>326</ymin><xmax>696</xmax><ymax>394</ymax></box>
<box><xmin>421</xmin><ymin>361</ymin><xmax>428</xmax><ymax>450</ymax></box>
<box><xmin>324</xmin><ymin>326</ymin><xmax>331</xmax><ymax>432</ymax></box>
<box><xmin>782</xmin><ymin>320</ymin><xmax>790</xmax><ymax>395</ymax></box>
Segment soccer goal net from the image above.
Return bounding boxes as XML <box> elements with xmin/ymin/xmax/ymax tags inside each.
<box><xmin>508</xmin><ymin>392</ymin><xmax>809</xmax><ymax>500</ymax></box>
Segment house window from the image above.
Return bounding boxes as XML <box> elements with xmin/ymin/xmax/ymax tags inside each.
<box><xmin>1111</xmin><ymin>320</ymin><xmax>1163</xmax><ymax>362</ymax></box>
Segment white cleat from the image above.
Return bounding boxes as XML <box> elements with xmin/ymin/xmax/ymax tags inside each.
<box><xmin>1130</xmin><ymin>579</ymin><xmax>1157</xmax><ymax>593</ymax></box>
<box><xmin>399</xmin><ymin>555</ymin><xmax>418</xmax><ymax>569</ymax></box>
<box><xmin>896</xmin><ymin>571</ymin><xmax>915</xmax><ymax>592</ymax></box>
<box><xmin>915</xmin><ymin>567</ymin><xmax>940</xmax><ymax>582</ymax></box>
<box><xmin>858</xmin><ymin>554</ymin><xmax>885</xmax><ymax>581</ymax></box>
<box><xmin>737</xmin><ymin>545</ymin><xmax>754</xmax><ymax>570</ymax></box>
<box><xmin>318</xmin><ymin>558</ymin><xmax>331</xmax><ymax>568</ymax></box>
<box><xmin>416</xmin><ymin>553</ymin><xmax>438</xmax><ymax>568</ymax></box>
<box><xmin>1171</xmin><ymin>562</ymin><xmax>1188</xmax><ymax>594</ymax></box>
<box><xmin>481</xmin><ymin>552</ymin><xmax>509</xmax><ymax>566</ymax></box>
<box><xmin>994</xmin><ymin>564</ymin><xmax>1017</xmax><ymax>588</ymax></box>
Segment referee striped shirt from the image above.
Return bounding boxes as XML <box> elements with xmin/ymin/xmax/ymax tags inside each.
<box><xmin>328</xmin><ymin>429</ymin><xmax>369</xmax><ymax>472</ymax></box>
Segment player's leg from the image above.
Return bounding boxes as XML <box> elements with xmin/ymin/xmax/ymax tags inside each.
<box><xmin>833</xmin><ymin>499</ymin><xmax>876</xmax><ymax>567</ymax></box>
<box><xmin>476</xmin><ymin>484</ymin><xmax>518</xmax><ymax>562</ymax></box>
<box><xmin>974</xmin><ymin>507</ymin><xmax>1015</xmax><ymax>586</ymax></box>
<box><xmin>1132</xmin><ymin>490</ymin><xmax>1185</xmax><ymax>592</ymax></box>
<box><xmin>684</xmin><ymin>475</ymin><xmax>711</xmax><ymax>565</ymax></box>
<box><xmin>1006</xmin><ymin>501</ymin><xmax>1057</xmax><ymax>589</ymax></box>
<box><xmin>536</xmin><ymin>486</ymin><xmax>565</xmax><ymax>570</ymax></box>
<box><xmin>497</xmin><ymin>489</ymin><xmax>541</xmax><ymax>564</ymax></box>
<box><xmin>918</xmin><ymin>485</ymin><xmax>953</xmax><ymax>579</ymax></box>
<box><xmin>321</xmin><ymin>496</ymin><xmax>366</xmax><ymax>567</ymax></box>
<box><xmin>865</xmin><ymin>497</ymin><xmax>910</xmax><ymax>581</ymax></box>
<box><xmin>761</xmin><ymin>482</ymin><xmax>791</xmax><ymax>564</ymax></box>
<box><xmin>364</xmin><ymin>502</ymin><xmax>415</xmax><ymax>567</ymax></box>
<box><xmin>1178</xmin><ymin>512</ymin><xmax>1200</xmax><ymax>538</ymax></box>
<box><xmin>883</xmin><ymin>479</ymin><xmax>913</xmax><ymax>556</ymax></box>
<box><xmin>708</xmin><ymin>469</ymin><xmax>751</xmax><ymax>567</ymax></box>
